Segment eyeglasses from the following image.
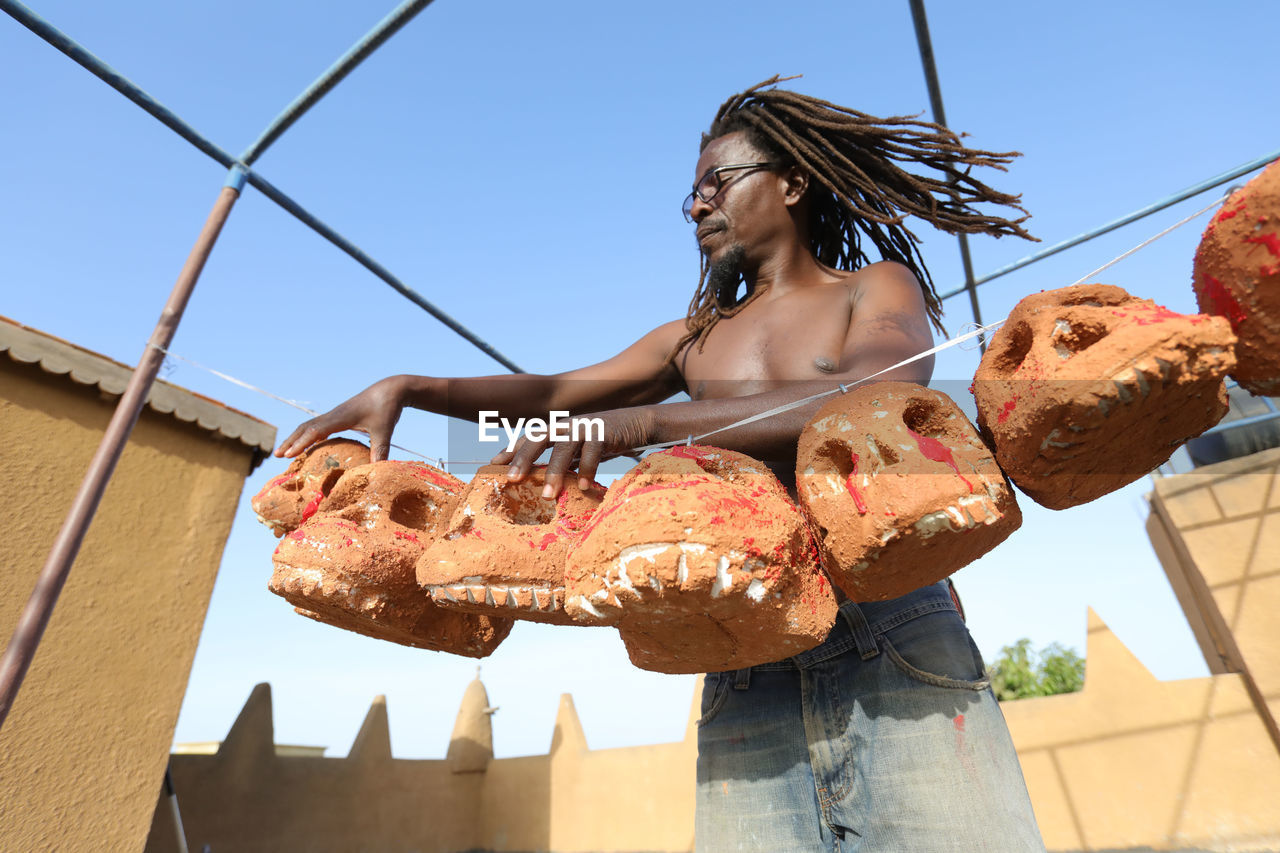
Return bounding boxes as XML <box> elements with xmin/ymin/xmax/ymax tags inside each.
<box><xmin>682</xmin><ymin>161</ymin><xmax>775</xmax><ymax>222</ymax></box>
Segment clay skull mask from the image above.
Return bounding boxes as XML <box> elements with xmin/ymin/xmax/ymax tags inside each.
<box><xmin>270</xmin><ymin>460</ymin><xmax>512</xmax><ymax>656</ymax></box>
<box><xmin>566</xmin><ymin>446</ymin><xmax>837</xmax><ymax>674</ymax></box>
<box><xmin>973</xmin><ymin>283</ymin><xmax>1235</xmax><ymax>508</ymax></box>
<box><xmin>252</xmin><ymin>438</ymin><xmax>370</xmax><ymax>536</ymax></box>
<box><xmin>1192</xmin><ymin>159</ymin><xmax>1280</xmax><ymax>395</ymax></box>
<box><xmin>797</xmin><ymin>382</ymin><xmax>1020</xmax><ymax>602</ymax></box>
<box><xmin>278</xmin><ymin>460</ymin><xmax>464</xmax><ymax>592</ymax></box>
<box><xmin>417</xmin><ymin>466</ymin><xmax>606</xmax><ymax>625</ymax></box>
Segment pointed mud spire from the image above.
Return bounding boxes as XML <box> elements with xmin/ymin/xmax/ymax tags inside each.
<box><xmin>447</xmin><ymin>672</ymin><xmax>493</xmax><ymax>773</ymax></box>
<box><xmin>348</xmin><ymin>694</ymin><xmax>392</xmax><ymax>762</ymax></box>
<box><xmin>1084</xmin><ymin>607</ymin><xmax>1156</xmax><ymax>691</ymax></box>
<box><xmin>217</xmin><ymin>682</ymin><xmax>275</xmax><ymax>778</ymax></box>
<box><xmin>550</xmin><ymin>693</ymin><xmax>587</xmax><ymax>755</ymax></box>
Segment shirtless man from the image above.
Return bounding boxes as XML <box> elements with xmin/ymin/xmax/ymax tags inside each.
<box><xmin>278</xmin><ymin>78</ymin><xmax>1046</xmax><ymax>852</ymax></box>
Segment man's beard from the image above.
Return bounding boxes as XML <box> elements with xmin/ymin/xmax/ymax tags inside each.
<box><xmin>706</xmin><ymin>244</ymin><xmax>747</xmax><ymax>309</ymax></box>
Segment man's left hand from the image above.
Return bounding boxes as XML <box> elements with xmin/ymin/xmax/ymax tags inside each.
<box><xmin>491</xmin><ymin>407</ymin><xmax>656</xmax><ymax>497</ymax></box>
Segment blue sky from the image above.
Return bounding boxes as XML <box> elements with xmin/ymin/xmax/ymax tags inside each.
<box><xmin>3</xmin><ymin>1</ymin><xmax>1278</xmax><ymax>758</ymax></box>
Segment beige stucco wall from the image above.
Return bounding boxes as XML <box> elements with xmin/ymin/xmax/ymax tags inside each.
<box><xmin>0</xmin><ymin>355</ymin><xmax>269</xmax><ymax>852</ymax></box>
<box><xmin>1005</xmin><ymin>610</ymin><xmax>1280</xmax><ymax>851</ymax></box>
<box><xmin>547</xmin><ymin>693</ymin><xmax>697</xmax><ymax>853</ymax></box>
<box><xmin>147</xmin><ymin>679</ymin><xmax>696</xmax><ymax>853</ymax></box>
<box><xmin>1149</xmin><ymin>447</ymin><xmax>1280</xmax><ymax>732</ymax></box>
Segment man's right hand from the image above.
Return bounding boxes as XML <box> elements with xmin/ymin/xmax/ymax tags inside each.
<box><xmin>275</xmin><ymin>375</ymin><xmax>409</xmax><ymax>462</ymax></box>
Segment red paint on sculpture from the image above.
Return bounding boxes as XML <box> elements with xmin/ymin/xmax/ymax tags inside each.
<box><xmin>1216</xmin><ymin>201</ymin><xmax>1246</xmax><ymax>223</ymax></box>
<box><xmin>1200</xmin><ymin>275</ymin><xmax>1248</xmax><ymax>331</ymax></box>
<box><xmin>670</xmin><ymin>445</ymin><xmax>717</xmax><ymax>460</ymax></box>
<box><xmin>844</xmin><ymin>452</ymin><xmax>869</xmax><ymax>514</ymax></box>
<box><xmin>300</xmin><ymin>491</ymin><xmax>324</xmax><ymax>524</ymax></box>
<box><xmin>908</xmin><ymin>429</ymin><xmax>974</xmax><ymax>493</ymax></box>
<box><xmin>1246</xmin><ymin>232</ymin><xmax>1280</xmax><ymax>258</ymax></box>
<box><xmin>408</xmin><ymin>464</ymin><xmax>459</xmax><ymax>490</ymax></box>
<box><xmin>1118</xmin><ymin>304</ymin><xmax>1206</xmax><ymax>327</ymax></box>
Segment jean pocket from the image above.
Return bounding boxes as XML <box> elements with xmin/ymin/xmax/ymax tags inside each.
<box><xmin>880</xmin><ymin>611</ymin><xmax>990</xmax><ymax>690</ymax></box>
<box><xmin>696</xmin><ymin>672</ymin><xmax>733</xmax><ymax>727</ymax></box>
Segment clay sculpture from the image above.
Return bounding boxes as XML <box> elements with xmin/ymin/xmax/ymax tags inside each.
<box><xmin>417</xmin><ymin>466</ymin><xmax>606</xmax><ymax>626</ymax></box>
<box><xmin>797</xmin><ymin>382</ymin><xmax>1021</xmax><ymax>602</ymax></box>
<box><xmin>270</xmin><ymin>460</ymin><xmax>512</xmax><ymax>656</ymax></box>
<box><xmin>565</xmin><ymin>446</ymin><xmax>837</xmax><ymax>674</ymax></box>
<box><xmin>252</xmin><ymin>438</ymin><xmax>371</xmax><ymax>537</ymax></box>
<box><xmin>973</xmin><ymin>283</ymin><xmax>1235</xmax><ymax>509</ymax></box>
<box><xmin>1192</xmin><ymin>160</ymin><xmax>1280</xmax><ymax>395</ymax></box>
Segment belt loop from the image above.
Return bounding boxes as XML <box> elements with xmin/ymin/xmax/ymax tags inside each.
<box><xmin>839</xmin><ymin>601</ymin><xmax>880</xmax><ymax>660</ymax></box>
<box><xmin>733</xmin><ymin>667</ymin><xmax>752</xmax><ymax>690</ymax></box>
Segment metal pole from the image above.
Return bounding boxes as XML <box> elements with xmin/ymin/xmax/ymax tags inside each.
<box><xmin>938</xmin><ymin>149</ymin><xmax>1280</xmax><ymax>301</ymax></box>
<box><xmin>907</xmin><ymin>0</ymin><xmax>985</xmax><ymax>350</ymax></box>
<box><xmin>0</xmin><ymin>179</ymin><xmax>242</xmax><ymax>730</ymax></box>
<box><xmin>164</xmin><ymin>766</ymin><xmax>191</xmax><ymax>853</ymax></box>
<box><xmin>239</xmin><ymin>0</ymin><xmax>436</xmax><ymax>166</ymax></box>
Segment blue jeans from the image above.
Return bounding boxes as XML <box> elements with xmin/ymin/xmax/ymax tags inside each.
<box><xmin>695</xmin><ymin>582</ymin><xmax>1045</xmax><ymax>852</ymax></box>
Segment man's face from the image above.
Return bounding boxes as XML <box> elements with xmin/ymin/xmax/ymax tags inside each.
<box><xmin>689</xmin><ymin>131</ymin><xmax>783</xmax><ymax>269</ymax></box>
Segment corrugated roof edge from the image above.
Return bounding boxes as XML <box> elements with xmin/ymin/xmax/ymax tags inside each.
<box><xmin>0</xmin><ymin>315</ymin><xmax>277</xmax><ymax>468</ymax></box>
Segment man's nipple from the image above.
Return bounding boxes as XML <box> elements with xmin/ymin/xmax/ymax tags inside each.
<box><xmin>814</xmin><ymin>356</ymin><xmax>837</xmax><ymax>374</ymax></box>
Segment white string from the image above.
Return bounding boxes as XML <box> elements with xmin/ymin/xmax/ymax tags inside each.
<box><xmin>955</xmin><ymin>323</ymin><xmax>990</xmax><ymax>351</ymax></box>
<box><xmin>147</xmin><ymin>188</ymin><xmax>1228</xmax><ymax>467</ymax></box>
<box><xmin>149</xmin><ymin>345</ymin><xmax>442</xmax><ymax>466</ymax></box>
<box><xmin>154</xmin><ymin>347</ymin><xmax>320</xmax><ymax>414</ymax></box>
<box><xmin>1066</xmin><ymin>189</ymin><xmax>1232</xmax><ymax>287</ymax></box>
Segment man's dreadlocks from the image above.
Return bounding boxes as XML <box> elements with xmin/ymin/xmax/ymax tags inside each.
<box><xmin>672</xmin><ymin>75</ymin><xmax>1036</xmax><ymax>364</ymax></box>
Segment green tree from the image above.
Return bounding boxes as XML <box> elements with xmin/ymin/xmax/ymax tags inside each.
<box><xmin>989</xmin><ymin>639</ymin><xmax>1084</xmax><ymax>701</ymax></box>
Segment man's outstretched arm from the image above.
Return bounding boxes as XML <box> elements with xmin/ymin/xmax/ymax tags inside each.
<box><xmin>274</xmin><ymin>320</ymin><xmax>689</xmax><ymax>461</ymax></box>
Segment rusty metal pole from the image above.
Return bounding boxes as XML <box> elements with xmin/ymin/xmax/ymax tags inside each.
<box><xmin>0</xmin><ymin>171</ymin><xmax>244</xmax><ymax>730</ymax></box>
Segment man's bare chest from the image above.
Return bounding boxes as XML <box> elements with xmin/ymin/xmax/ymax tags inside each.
<box><xmin>682</xmin><ymin>286</ymin><xmax>854</xmax><ymax>399</ymax></box>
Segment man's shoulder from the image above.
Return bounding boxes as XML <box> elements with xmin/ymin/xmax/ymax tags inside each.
<box><xmin>843</xmin><ymin>261</ymin><xmax>927</xmax><ymax>312</ymax></box>
<box><xmin>640</xmin><ymin>318</ymin><xmax>689</xmax><ymax>351</ymax></box>
<box><xmin>653</xmin><ymin>317</ymin><xmax>689</xmax><ymax>336</ymax></box>
<box><xmin>621</xmin><ymin>318</ymin><xmax>690</xmax><ymax>369</ymax></box>
<box><xmin>844</xmin><ymin>260</ymin><xmax>921</xmax><ymax>291</ymax></box>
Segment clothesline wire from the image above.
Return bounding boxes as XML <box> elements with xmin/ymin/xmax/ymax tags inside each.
<box><xmin>149</xmin><ymin>346</ymin><xmax>446</xmax><ymax>468</ymax></box>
